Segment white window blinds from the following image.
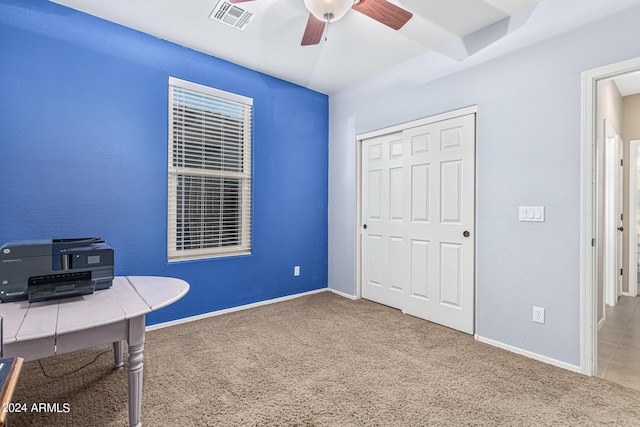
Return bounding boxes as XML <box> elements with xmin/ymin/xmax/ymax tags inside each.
<box><xmin>168</xmin><ymin>77</ymin><xmax>252</xmax><ymax>261</ymax></box>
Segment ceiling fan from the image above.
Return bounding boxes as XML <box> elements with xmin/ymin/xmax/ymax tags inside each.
<box><xmin>229</xmin><ymin>0</ymin><xmax>413</xmax><ymax>46</ymax></box>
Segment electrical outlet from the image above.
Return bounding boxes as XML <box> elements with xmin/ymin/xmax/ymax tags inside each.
<box><xmin>533</xmin><ymin>306</ymin><xmax>545</xmax><ymax>324</ymax></box>
<box><xmin>294</xmin><ymin>266</ymin><xmax>300</xmax><ymax>277</ymax></box>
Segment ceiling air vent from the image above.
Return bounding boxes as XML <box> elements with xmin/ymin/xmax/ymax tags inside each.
<box><xmin>209</xmin><ymin>1</ymin><xmax>255</xmax><ymax>31</ymax></box>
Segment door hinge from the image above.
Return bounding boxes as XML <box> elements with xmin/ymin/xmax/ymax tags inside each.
<box><xmin>621</xmin><ymin>213</ymin><xmax>624</xmax><ymax>221</ymax></box>
<box><xmin>591</xmin><ymin>238</ymin><xmax>596</xmax><ymax>247</ymax></box>
<box><xmin>621</xmin><ymin>159</ymin><xmax>624</xmax><ymax>167</ymax></box>
<box><xmin>621</xmin><ymin>268</ymin><xmax>624</xmax><ymax>276</ymax></box>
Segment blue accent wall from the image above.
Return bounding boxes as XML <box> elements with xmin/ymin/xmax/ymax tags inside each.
<box><xmin>0</xmin><ymin>0</ymin><xmax>329</xmax><ymax>324</ymax></box>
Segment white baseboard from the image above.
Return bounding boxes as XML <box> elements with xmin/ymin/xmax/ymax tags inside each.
<box><xmin>328</xmin><ymin>288</ymin><xmax>359</xmax><ymax>300</ymax></box>
<box><xmin>474</xmin><ymin>334</ymin><xmax>583</xmax><ymax>374</ymax></box>
<box><xmin>146</xmin><ymin>287</ymin><xmax>328</xmax><ymax>332</ymax></box>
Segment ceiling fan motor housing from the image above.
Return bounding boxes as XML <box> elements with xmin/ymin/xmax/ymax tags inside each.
<box><xmin>304</xmin><ymin>0</ymin><xmax>355</xmax><ymax>23</ymax></box>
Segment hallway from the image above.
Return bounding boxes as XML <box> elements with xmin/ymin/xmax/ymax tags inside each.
<box><xmin>598</xmin><ymin>295</ymin><xmax>640</xmax><ymax>390</ymax></box>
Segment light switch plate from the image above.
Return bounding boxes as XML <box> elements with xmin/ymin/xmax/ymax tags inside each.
<box><xmin>519</xmin><ymin>206</ymin><xmax>545</xmax><ymax>222</ymax></box>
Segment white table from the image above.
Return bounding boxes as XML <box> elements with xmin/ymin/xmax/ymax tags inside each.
<box><xmin>0</xmin><ymin>276</ymin><xmax>189</xmax><ymax>427</ymax></box>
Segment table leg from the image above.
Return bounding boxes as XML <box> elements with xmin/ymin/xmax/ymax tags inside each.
<box><xmin>113</xmin><ymin>341</ymin><xmax>124</xmax><ymax>370</ymax></box>
<box><xmin>127</xmin><ymin>315</ymin><xmax>145</xmax><ymax>427</ymax></box>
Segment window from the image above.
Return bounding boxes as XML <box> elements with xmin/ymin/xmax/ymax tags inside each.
<box><xmin>168</xmin><ymin>77</ymin><xmax>252</xmax><ymax>261</ymax></box>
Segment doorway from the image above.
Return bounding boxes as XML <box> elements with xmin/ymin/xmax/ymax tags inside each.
<box><xmin>582</xmin><ymin>57</ymin><xmax>640</xmax><ymax>381</ymax></box>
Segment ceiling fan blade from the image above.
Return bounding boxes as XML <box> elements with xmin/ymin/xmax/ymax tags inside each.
<box><xmin>301</xmin><ymin>13</ymin><xmax>326</xmax><ymax>46</ymax></box>
<box><xmin>352</xmin><ymin>0</ymin><xmax>413</xmax><ymax>30</ymax></box>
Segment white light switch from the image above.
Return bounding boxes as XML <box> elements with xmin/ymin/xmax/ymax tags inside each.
<box><xmin>519</xmin><ymin>206</ymin><xmax>545</xmax><ymax>222</ymax></box>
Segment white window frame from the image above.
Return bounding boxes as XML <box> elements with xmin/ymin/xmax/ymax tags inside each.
<box><xmin>167</xmin><ymin>77</ymin><xmax>253</xmax><ymax>261</ymax></box>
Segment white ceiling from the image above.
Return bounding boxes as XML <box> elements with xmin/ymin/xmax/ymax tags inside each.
<box><xmin>615</xmin><ymin>72</ymin><xmax>640</xmax><ymax>97</ymax></box>
<box><xmin>51</xmin><ymin>0</ymin><xmax>543</xmax><ymax>94</ymax></box>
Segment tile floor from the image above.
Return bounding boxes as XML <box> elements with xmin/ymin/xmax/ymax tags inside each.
<box><xmin>597</xmin><ymin>295</ymin><xmax>640</xmax><ymax>390</ymax></box>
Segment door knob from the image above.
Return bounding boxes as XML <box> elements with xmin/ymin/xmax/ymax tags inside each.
<box><xmin>463</xmin><ymin>230</ymin><xmax>470</xmax><ymax>237</ymax></box>
<box><xmin>363</xmin><ymin>224</ymin><xmax>368</xmax><ymax>230</ymax></box>
<box><xmin>618</xmin><ymin>227</ymin><xmax>624</xmax><ymax>232</ymax></box>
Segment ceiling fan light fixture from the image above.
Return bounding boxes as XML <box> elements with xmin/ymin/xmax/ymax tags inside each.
<box><xmin>303</xmin><ymin>0</ymin><xmax>354</xmax><ymax>23</ymax></box>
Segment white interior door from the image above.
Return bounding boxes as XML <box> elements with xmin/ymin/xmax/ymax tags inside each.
<box><xmin>361</xmin><ymin>113</ymin><xmax>475</xmax><ymax>334</ymax></box>
<box><xmin>361</xmin><ymin>131</ymin><xmax>407</xmax><ymax>310</ymax></box>
<box><xmin>604</xmin><ymin>120</ymin><xmax>623</xmax><ymax>306</ymax></box>
<box><xmin>615</xmin><ymin>134</ymin><xmax>623</xmax><ymax>299</ymax></box>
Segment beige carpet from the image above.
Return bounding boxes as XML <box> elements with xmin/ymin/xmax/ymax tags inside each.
<box><xmin>9</xmin><ymin>291</ymin><xmax>640</xmax><ymax>426</ymax></box>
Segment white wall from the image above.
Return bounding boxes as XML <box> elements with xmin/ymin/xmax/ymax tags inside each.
<box><xmin>328</xmin><ymin>1</ymin><xmax>640</xmax><ymax>368</ymax></box>
<box><xmin>623</xmin><ymin>94</ymin><xmax>640</xmax><ymax>142</ymax></box>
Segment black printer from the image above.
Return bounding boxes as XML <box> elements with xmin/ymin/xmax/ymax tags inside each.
<box><xmin>0</xmin><ymin>237</ymin><xmax>114</xmax><ymax>303</ymax></box>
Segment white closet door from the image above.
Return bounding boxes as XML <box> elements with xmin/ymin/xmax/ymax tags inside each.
<box><xmin>361</xmin><ymin>113</ymin><xmax>475</xmax><ymax>334</ymax></box>
<box><xmin>361</xmin><ymin>131</ymin><xmax>407</xmax><ymax>310</ymax></box>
